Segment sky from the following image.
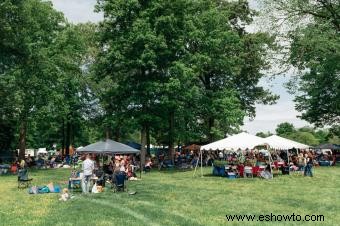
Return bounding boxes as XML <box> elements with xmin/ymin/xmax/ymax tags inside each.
<box><xmin>51</xmin><ymin>0</ymin><xmax>310</xmax><ymax>135</ymax></box>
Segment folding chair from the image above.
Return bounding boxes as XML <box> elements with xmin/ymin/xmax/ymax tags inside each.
<box><xmin>257</xmin><ymin>166</ymin><xmax>266</xmax><ymax>177</ymax></box>
<box><xmin>244</xmin><ymin>166</ymin><xmax>253</xmax><ymax>178</ymax></box>
<box><xmin>112</xmin><ymin>172</ymin><xmax>127</xmax><ymax>192</ymax></box>
<box><xmin>18</xmin><ymin>169</ymin><xmax>33</xmax><ymax>189</ymax></box>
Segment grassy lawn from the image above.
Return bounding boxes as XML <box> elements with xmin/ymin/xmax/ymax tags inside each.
<box><xmin>0</xmin><ymin>166</ymin><xmax>339</xmax><ymax>226</ymax></box>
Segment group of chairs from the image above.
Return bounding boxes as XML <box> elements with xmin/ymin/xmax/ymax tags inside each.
<box><xmin>224</xmin><ymin>165</ymin><xmax>267</xmax><ymax>178</ymax></box>
<box><xmin>92</xmin><ymin>170</ymin><xmax>128</xmax><ymax>193</ymax></box>
<box><xmin>68</xmin><ymin>170</ymin><xmax>128</xmax><ymax>193</ymax></box>
<box><xmin>95</xmin><ymin>171</ymin><xmax>128</xmax><ymax>193</ymax></box>
<box><xmin>17</xmin><ymin>167</ymin><xmax>128</xmax><ymax>194</ymax></box>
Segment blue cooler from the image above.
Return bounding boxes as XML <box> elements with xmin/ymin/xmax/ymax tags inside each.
<box><xmin>227</xmin><ymin>172</ymin><xmax>236</xmax><ymax>179</ymax></box>
<box><xmin>213</xmin><ymin>166</ymin><xmax>219</xmax><ymax>176</ymax></box>
<box><xmin>219</xmin><ymin>167</ymin><xmax>226</xmax><ymax>177</ymax></box>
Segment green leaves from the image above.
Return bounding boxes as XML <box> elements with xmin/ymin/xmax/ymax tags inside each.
<box><xmin>96</xmin><ymin>0</ymin><xmax>277</xmax><ymax>146</ymax></box>
<box><xmin>0</xmin><ymin>1</ymin><xmax>100</xmax><ymax>150</ymax></box>
<box><xmin>262</xmin><ymin>0</ymin><xmax>339</xmax><ymax>129</ymax></box>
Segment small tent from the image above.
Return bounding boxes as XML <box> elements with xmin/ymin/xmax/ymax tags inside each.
<box><xmin>37</xmin><ymin>148</ymin><xmax>48</xmax><ymax>155</ymax></box>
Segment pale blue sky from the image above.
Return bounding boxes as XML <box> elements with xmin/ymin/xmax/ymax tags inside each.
<box><xmin>51</xmin><ymin>0</ymin><xmax>310</xmax><ymax>134</ymax></box>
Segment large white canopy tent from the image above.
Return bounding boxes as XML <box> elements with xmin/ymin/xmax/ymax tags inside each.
<box><xmin>37</xmin><ymin>148</ymin><xmax>48</xmax><ymax>155</ymax></box>
<box><xmin>263</xmin><ymin>135</ymin><xmax>310</xmax><ymax>150</ymax></box>
<box><xmin>195</xmin><ymin>132</ymin><xmax>269</xmax><ymax>177</ymax></box>
<box><xmin>263</xmin><ymin>135</ymin><xmax>309</xmax><ymax>168</ymax></box>
<box><xmin>200</xmin><ymin>132</ymin><xmax>267</xmax><ymax>151</ymax></box>
<box><xmin>195</xmin><ymin>133</ymin><xmax>310</xmax><ymax>177</ymax></box>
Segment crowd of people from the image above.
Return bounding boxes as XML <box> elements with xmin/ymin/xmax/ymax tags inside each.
<box><xmin>1</xmin><ymin>147</ymin><xmax>335</xmax><ymax>180</ymax></box>
<box><xmin>206</xmin><ymin>148</ymin><xmax>336</xmax><ymax>178</ymax></box>
<box><xmin>102</xmin><ymin>154</ymin><xmax>141</xmax><ymax>180</ymax></box>
<box><xmin>8</xmin><ymin>152</ymin><xmax>66</xmax><ymax>173</ymax></box>
<box><xmin>74</xmin><ymin>153</ymin><xmax>145</xmax><ymax>193</ymax></box>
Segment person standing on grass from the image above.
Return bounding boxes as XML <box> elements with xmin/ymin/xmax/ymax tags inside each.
<box><xmin>304</xmin><ymin>155</ymin><xmax>313</xmax><ymax>177</ymax></box>
<box><xmin>82</xmin><ymin>154</ymin><xmax>94</xmax><ymax>193</ymax></box>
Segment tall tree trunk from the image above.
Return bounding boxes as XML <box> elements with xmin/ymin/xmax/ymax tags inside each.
<box><xmin>208</xmin><ymin>117</ymin><xmax>214</xmax><ymax>143</ymax></box>
<box><xmin>114</xmin><ymin>127</ymin><xmax>120</xmax><ymax>141</ymax></box>
<box><xmin>65</xmin><ymin>120</ymin><xmax>71</xmax><ymax>156</ymax></box>
<box><xmin>70</xmin><ymin>123</ymin><xmax>74</xmax><ymax>151</ymax></box>
<box><xmin>62</xmin><ymin>119</ymin><xmax>65</xmax><ymax>156</ymax></box>
<box><xmin>168</xmin><ymin>111</ymin><xmax>175</xmax><ymax>163</ymax></box>
<box><xmin>146</xmin><ymin>125</ymin><xmax>150</xmax><ymax>155</ymax></box>
<box><xmin>106</xmin><ymin>127</ymin><xmax>111</xmax><ymax>140</ymax></box>
<box><xmin>18</xmin><ymin>120</ymin><xmax>27</xmax><ymax>161</ymax></box>
<box><xmin>140</xmin><ymin>125</ymin><xmax>147</xmax><ymax>167</ymax></box>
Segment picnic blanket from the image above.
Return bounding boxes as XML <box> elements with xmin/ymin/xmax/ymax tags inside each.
<box><xmin>28</xmin><ymin>183</ymin><xmax>61</xmax><ymax>194</ymax></box>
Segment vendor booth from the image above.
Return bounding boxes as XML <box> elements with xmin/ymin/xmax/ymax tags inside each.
<box><xmin>195</xmin><ymin>133</ymin><xmax>310</xmax><ymax>178</ymax></box>
<box><xmin>72</xmin><ymin>139</ymin><xmax>140</xmax><ymax>192</ymax></box>
<box><xmin>195</xmin><ymin>132</ymin><xmax>270</xmax><ymax>177</ymax></box>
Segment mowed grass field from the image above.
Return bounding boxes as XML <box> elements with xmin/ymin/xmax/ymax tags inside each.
<box><xmin>0</xmin><ymin>166</ymin><xmax>339</xmax><ymax>226</ymax></box>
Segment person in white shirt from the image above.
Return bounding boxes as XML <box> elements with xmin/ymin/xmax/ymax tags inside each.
<box><xmin>218</xmin><ymin>151</ymin><xmax>224</xmax><ymax>160</ymax></box>
<box><xmin>82</xmin><ymin>154</ymin><xmax>94</xmax><ymax>193</ymax></box>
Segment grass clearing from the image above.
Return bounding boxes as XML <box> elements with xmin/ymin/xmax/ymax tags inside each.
<box><xmin>0</xmin><ymin>166</ymin><xmax>339</xmax><ymax>226</ymax></box>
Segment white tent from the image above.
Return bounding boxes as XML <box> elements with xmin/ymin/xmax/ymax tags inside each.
<box><xmin>264</xmin><ymin>135</ymin><xmax>309</xmax><ymax>150</ymax></box>
<box><xmin>200</xmin><ymin>132</ymin><xmax>267</xmax><ymax>151</ymax></box>
<box><xmin>195</xmin><ymin>132</ymin><xmax>268</xmax><ymax>177</ymax></box>
<box><xmin>37</xmin><ymin>148</ymin><xmax>48</xmax><ymax>155</ymax></box>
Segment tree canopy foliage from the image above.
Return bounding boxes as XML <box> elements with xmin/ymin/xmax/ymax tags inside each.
<box><xmin>0</xmin><ymin>0</ymin><xmax>98</xmax><ymax>158</ymax></box>
<box><xmin>261</xmin><ymin>0</ymin><xmax>340</xmax><ymax>132</ymax></box>
<box><xmin>270</xmin><ymin>122</ymin><xmax>339</xmax><ymax>146</ymax></box>
<box><xmin>95</xmin><ymin>0</ymin><xmax>278</xmax><ymax>162</ymax></box>
<box><xmin>3</xmin><ymin>0</ymin><xmax>338</xmax><ymax>162</ymax></box>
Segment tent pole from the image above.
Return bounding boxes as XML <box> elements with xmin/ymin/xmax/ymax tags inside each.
<box><xmin>193</xmin><ymin>151</ymin><xmax>199</xmax><ymax>177</ymax></box>
<box><xmin>287</xmin><ymin>150</ymin><xmax>290</xmax><ymax>175</ymax></box>
<box><xmin>140</xmin><ymin>155</ymin><xmax>142</xmax><ymax>179</ymax></box>
<box><xmin>193</xmin><ymin>149</ymin><xmax>202</xmax><ymax>177</ymax></box>
<box><xmin>200</xmin><ymin>149</ymin><xmax>203</xmax><ymax>177</ymax></box>
<box><xmin>269</xmin><ymin>149</ymin><xmax>273</xmax><ymax>175</ymax></box>
<box><xmin>102</xmin><ymin>154</ymin><xmax>104</xmax><ymax>171</ymax></box>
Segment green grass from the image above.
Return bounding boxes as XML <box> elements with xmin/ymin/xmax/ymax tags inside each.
<box><xmin>0</xmin><ymin>166</ymin><xmax>339</xmax><ymax>226</ymax></box>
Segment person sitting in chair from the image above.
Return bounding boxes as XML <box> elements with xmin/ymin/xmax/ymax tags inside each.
<box><xmin>260</xmin><ymin>164</ymin><xmax>273</xmax><ymax>179</ymax></box>
<box><xmin>144</xmin><ymin>158</ymin><xmax>152</xmax><ymax>172</ymax></box>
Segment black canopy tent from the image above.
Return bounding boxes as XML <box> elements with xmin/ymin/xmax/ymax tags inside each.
<box><xmin>77</xmin><ymin>139</ymin><xmax>141</xmax><ymax>177</ymax></box>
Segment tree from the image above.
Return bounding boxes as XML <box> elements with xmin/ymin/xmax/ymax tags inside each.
<box><xmin>95</xmin><ymin>0</ymin><xmax>178</xmax><ymax>164</ymax></box>
<box><xmin>261</xmin><ymin>0</ymin><xmax>340</xmax><ymax>130</ymax></box>
<box><xmin>49</xmin><ymin>23</ymin><xmax>99</xmax><ymax>155</ymax></box>
<box><xmin>96</xmin><ymin>0</ymin><xmax>278</xmax><ymax>163</ymax></box>
<box><xmin>256</xmin><ymin>131</ymin><xmax>273</xmax><ymax>138</ymax></box>
<box><xmin>183</xmin><ymin>0</ymin><xmax>278</xmax><ymax>142</ymax></box>
<box><xmin>287</xmin><ymin>131</ymin><xmax>319</xmax><ymax>146</ymax></box>
<box><xmin>0</xmin><ymin>0</ymin><xmax>65</xmax><ymax>159</ymax></box>
<box><xmin>0</xmin><ymin>0</ymin><xmax>23</xmax><ymax>73</ymax></box>
<box><xmin>0</xmin><ymin>1</ymin><xmax>99</xmax><ymax>158</ymax></box>
<box><xmin>276</xmin><ymin>122</ymin><xmax>295</xmax><ymax>136</ymax></box>
<box><xmin>291</xmin><ymin>24</ymin><xmax>340</xmax><ymax>128</ymax></box>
